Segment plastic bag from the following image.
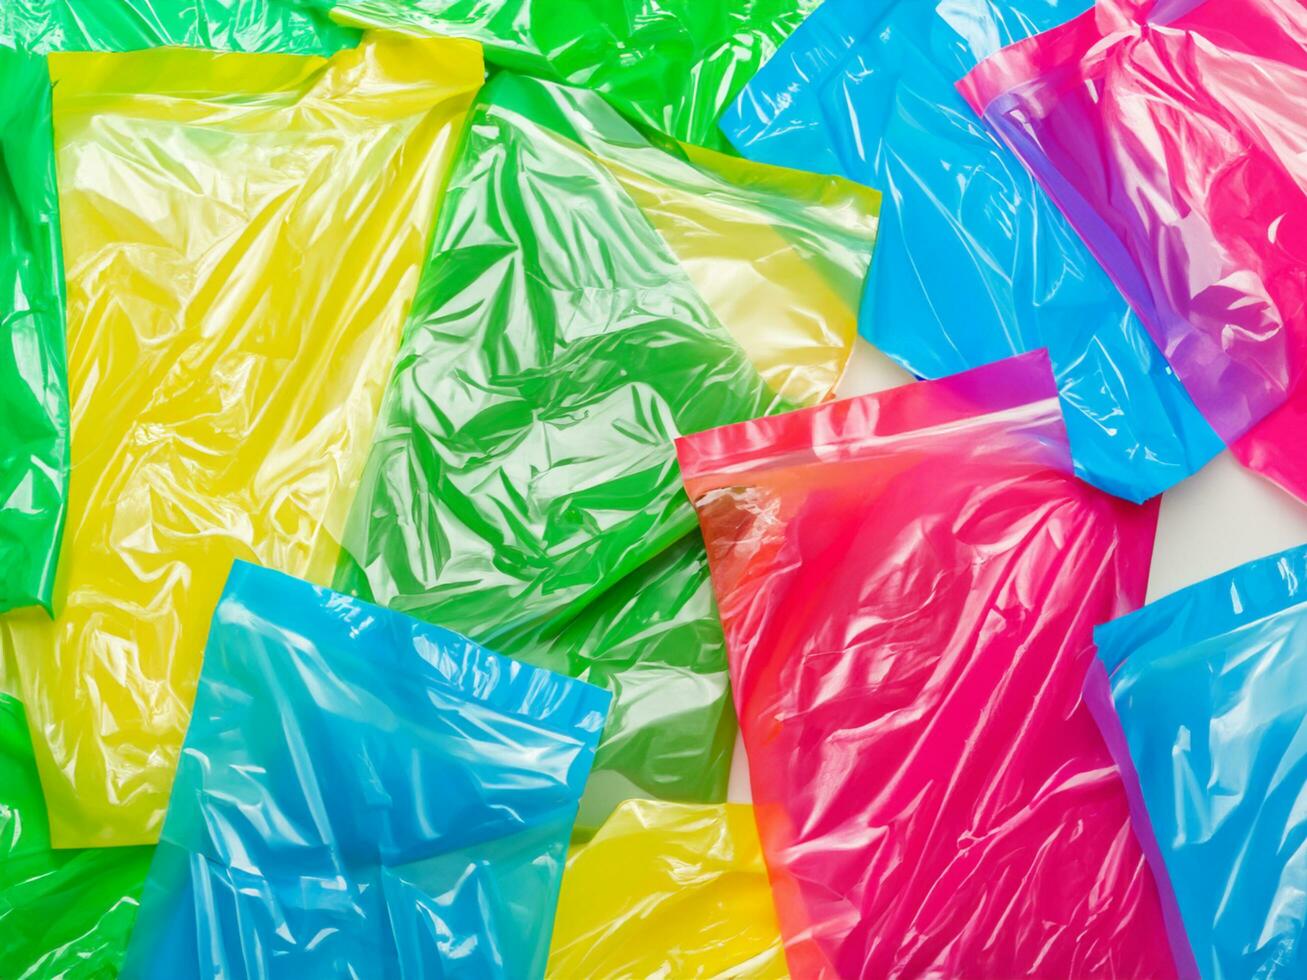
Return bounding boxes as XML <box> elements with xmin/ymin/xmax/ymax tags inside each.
<box><xmin>678</xmin><ymin>351</ymin><xmax>1177</xmax><ymax>978</ymax></box>
<box><xmin>289</xmin><ymin>0</ymin><xmax>818</xmax><ymax>149</ymax></box>
<box><xmin>961</xmin><ymin>0</ymin><xmax>1307</xmax><ymax>501</ymax></box>
<box><xmin>1</xmin><ymin>692</ymin><xmax>152</xmax><ymax>980</ymax></box>
<box><xmin>547</xmin><ymin>800</ymin><xmax>786</xmax><ymax>979</ymax></box>
<box><xmin>118</xmin><ymin>560</ymin><xmax>609</xmax><ymax>979</ymax></box>
<box><xmin>0</xmin><ymin>49</ymin><xmax>66</xmax><ymax>615</ymax></box>
<box><xmin>1089</xmin><ymin>545</ymin><xmax>1307</xmax><ymax>979</ymax></box>
<box><xmin>720</xmin><ymin>0</ymin><xmax>1223</xmax><ymax>503</ymax></box>
<box><xmin>1</xmin><ymin>32</ymin><xmax>483</xmax><ymax>850</ymax></box>
<box><xmin>334</xmin><ymin>70</ymin><xmax>876</xmax><ymax>831</ymax></box>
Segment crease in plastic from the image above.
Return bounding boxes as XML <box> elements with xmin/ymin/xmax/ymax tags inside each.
<box><xmin>119</xmin><ymin>561</ymin><xmax>609</xmax><ymax>979</ymax></box>
<box><xmin>719</xmin><ymin>0</ymin><xmax>1224</xmax><ymax>503</ymax></box>
<box><xmin>677</xmin><ymin>350</ymin><xmax>1178</xmax><ymax>978</ymax></box>
<box><xmin>333</xmin><ymin>70</ymin><xmax>878</xmax><ymax>832</ymax></box>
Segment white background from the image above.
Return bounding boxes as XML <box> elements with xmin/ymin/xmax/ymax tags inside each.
<box><xmin>728</xmin><ymin>339</ymin><xmax>1307</xmax><ymax>800</ymax></box>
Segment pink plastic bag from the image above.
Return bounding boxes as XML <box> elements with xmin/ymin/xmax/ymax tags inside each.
<box><xmin>677</xmin><ymin>352</ymin><xmax>1175</xmax><ymax>978</ymax></box>
<box><xmin>960</xmin><ymin>0</ymin><xmax>1307</xmax><ymax>502</ymax></box>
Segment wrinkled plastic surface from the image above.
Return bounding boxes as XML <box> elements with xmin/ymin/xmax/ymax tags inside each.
<box><xmin>2</xmin><ymin>33</ymin><xmax>483</xmax><ymax>850</ymax></box>
<box><xmin>961</xmin><ymin>0</ymin><xmax>1307</xmax><ymax>499</ymax></box>
<box><xmin>721</xmin><ymin>0</ymin><xmax>1224</xmax><ymax>503</ymax></box>
<box><xmin>119</xmin><ymin>561</ymin><xmax>609</xmax><ymax>980</ymax></box>
<box><xmin>0</xmin><ymin>49</ymin><xmax>66</xmax><ymax>614</ymax></box>
<box><xmin>1090</xmin><ymin>544</ymin><xmax>1307</xmax><ymax>979</ymax></box>
<box><xmin>1</xmin><ymin>693</ymin><xmax>151</xmax><ymax>980</ymax></box>
<box><xmin>547</xmin><ymin>800</ymin><xmax>786</xmax><ymax>979</ymax></box>
<box><xmin>334</xmin><ymin>70</ymin><xmax>876</xmax><ymax>830</ymax></box>
<box><xmin>293</xmin><ymin>0</ymin><xmax>818</xmax><ymax>149</ymax></box>
<box><xmin>678</xmin><ymin>351</ymin><xmax>1177</xmax><ymax>978</ymax></box>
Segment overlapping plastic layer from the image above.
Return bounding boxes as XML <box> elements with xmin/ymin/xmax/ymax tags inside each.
<box><xmin>1</xmin><ymin>693</ymin><xmax>151</xmax><ymax>979</ymax></box>
<box><xmin>0</xmin><ymin>49</ymin><xmax>66</xmax><ymax>614</ymax></box>
<box><xmin>1090</xmin><ymin>545</ymin><xmax>1307</xmax><ymax>980</ymax></box>
<box><xmin>961</xmin><ymin>0</ymin><xmax>1307</xmax><ymax>501</ymax></box>
<box><xmin>720</xmin><ymin>0</ymin><xmax>1224</xmax><ymax>503</ymax></box>
<box><xmin>334</xmin><ymin>70</ymin><xmax>877</xmax><ymax>830</ymax></box>
<box><xmin>1</xmin><ymin>33</ymin><xmax>483</xmax><ymax>849</ymax></box>
<box><xmin>119</xmin><ymin>561</ymin><xmax>609</xmax><ymax>979</ymax></box>
<box><xmin>547</xmin><ymin>800</ymin><xmax>786</xmax><ymax>979</ymax></box>
<box><xmin>292</xmin><ymin>0</ymin><xmax>819</xmax><ymax>149</ymax></box>
<box><xmin>678</xmin><ymin>352</ymin><xmax>1177</xmax><ymax>978</ymax></box>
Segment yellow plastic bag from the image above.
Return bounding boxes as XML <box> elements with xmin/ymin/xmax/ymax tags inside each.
<box><xmin>547</xmin><ymin>800</ymin><xmax>787</xmax><ymax>978</ymax></box>
<box><xmin>2</xmin><ymin>32</ymin><xmax>483</xmax><ymax>849</ymax></box>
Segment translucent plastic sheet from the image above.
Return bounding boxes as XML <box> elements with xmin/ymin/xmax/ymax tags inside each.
<box><xmin>547</xmin><ymin>800</ymin><xmax>786</xmax><ymax>979</ymax></box>
<box><xmin>720</xmin><ymin>0</ymin><xmax>1224</xmax><ymax>503</ymax></box>
<box><xmin>290</xmin><ymin>0</ymin><xmax>819</xmax><ymax>149</ymax></box>
<box><xmin>1</xmin><ymin>693</ymin><xmax>151</xmax><ymax>979</ymax></box>
<box><xmin>1</xmin><ymin>33</ymin><xmax>483</xmax><ymax>850</ymax></box>
<box><xmin>119</xmin><ymin>561</ymin><xmax>609</xmax><ymax>979</ymax></box>
<box><xmin>678</xmin><ymin>352</ymin><xmax>1177</xmax><ymax>978</ymax></box>
<box><xmin>961</xmin><ymin>0</ymin><xmax>1307</xmax><ymax>500</ymax></box>
<box><xmin>0</xmin><ymin>49</ymin><xmax>66</xmax><ymax>614</ymax></box>
<box><xmin>334</xmin><ymin>70</ymin><xmax>876</xmax><ymax>830</ymax></box>
<box><xmin>1089</xmin><ymin>545</ymin><xmax>1307</xmax><ymax>979</ymax></box>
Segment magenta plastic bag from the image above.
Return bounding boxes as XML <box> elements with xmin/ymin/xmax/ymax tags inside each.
<box><xmin>961</xmin><ymin>0</ymin><xmax>1307</xmax><ymax>500</ymax></box>
<box><xmin>678</xmin><ymin>352</ymin><xmax>1177</xmax><ymax>978</ymax></box>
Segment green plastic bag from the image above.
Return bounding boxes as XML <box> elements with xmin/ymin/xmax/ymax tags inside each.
<box><xmin>335</xmin><ymin>71</ymin><xmax>878</xmax><ymax>830</ymax></box>
<box><xmin>292</xmin><ymin>0</ymin><xmax>818</xmax><ymax>149</ymax></box>
<box><xmin>0</xmin><ymin>692</ymin><xmax>151</xmax><ymax>979</ymax></box>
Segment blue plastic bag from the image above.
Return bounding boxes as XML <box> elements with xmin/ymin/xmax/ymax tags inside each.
<box><xmin>1089</xmin><ymin>545</ymin><xmax>1307</xmax><ymax>980</ymax></box>
<box><xmin>119</xmin><ymin>561</ymin><xmax>611</xmax><ymax>979</ymax></box>
<box><xmin>719</xmin><ymin>0</ymin><xmax>1224</xmax><ymax>502</ymax></box>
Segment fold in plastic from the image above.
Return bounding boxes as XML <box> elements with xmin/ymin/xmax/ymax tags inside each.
<box><xmin>961</xmin><ymin>0</ymin><xmax>1307</xmax><ymax>501</ymax></box>
<box><xmin>291</xmin><ymin>0</ymin><xmax>819</xmax><ymax>149</ymax></box>
<box><xmin>1</xmin><ymin>33</ymin><xmax>484</xmax><ymax>849</ymax></box>
<box><xmin>334</xmin><ymin>70</ymin><xmax>877</xmax><ymax>830</ymax></box>
<box><xmin>1</xmin><ymin>693</ymin><xmax>151</xmax><ymax>980</ymax></box>
<box><xmin>546</xmin><ymin>800</ymin><xmax>786</xmax><ymax>979</ymax></box>
<box><xmin>118</xmin><ymin>561</ymin><xmax>610</xmax><ymax>979</ymax></box>
<box><xmin>1089</xmin><ymin>545</ymin><xmax>1307</xmax><ymax>979</ymax></box>
<box><xmin>678</xmin><ymin>351</ymin><xmax>1177</xmax><ymax>978</ymax></box>
<box><xmin>720</xmin><ymin>0</ymin><xmax>1223</xmax><ymax>503</ymax></box>
<box><xmin>0</xmin><ymin>49</ymin><xmax>66</xmax><ymax>614</ymax></box>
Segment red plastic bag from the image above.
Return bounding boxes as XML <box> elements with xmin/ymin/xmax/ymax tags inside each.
<box><xmin>678</xmin><ymin>352</ymin><xmax>1175</xmax><ymax>978</ymax></box>
<box><xmin>960</xmin><ymin>0</ymin><xmax>1307</xmax><ymax>503</ymax></box>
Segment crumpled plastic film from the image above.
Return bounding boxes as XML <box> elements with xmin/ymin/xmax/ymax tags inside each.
<box><xmin>677</xmin><ymin>351</ymin><xmax>1178</xmax><ymax>978</ymax></box>
<box><xmin>546</xmin><ymin>800</ymin><xmax>786</xmax><ymax>979</ymax></box>
<box><xmin>720</xmin><ymin>0</ymin><xmax>1224</xmax><ymax>503</ymax></box>
<box><xmin>1</xmin><ymin>692</ymin><xmax>152</xmax><ymax>980</ymax></box>
<box><xmin>0</xmin><ymin>0</ymin><xmax>358</xmax><ymax>54</ymax></box>
<box><xmin>334</xmin><ymin>70</ymin><xmax>877</xmax><ymax>830</ymax></box>
<box><xmin>117</xmin><ymin>561</ymin><xmax>609</xmax><ymax>979</ymax></box>
<box><xmin>0</xmin><ymin>48</ymin><xmax>66</xmax><ymax>614</ymax></box>
<box><xmin>1089</xmin><ymin>545</ymin><xmax>1307</xmax><ymax>979</ymax></box>
<box><xmin>2</xmin><ymin>32</ymin><xmax>483</xmax><ymax>850</ymax></box>
<box><xmin>960</xmin><ymin>0</ymin><xmax>1307</xmax><ymax>500</ymax></box>
<box><xmin>289</xmin><ymin>0</ymin><xmax>819</xmax><ymax>149</ymax></box>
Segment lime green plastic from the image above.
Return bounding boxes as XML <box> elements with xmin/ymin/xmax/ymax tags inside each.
<box><xmin>334</xmin><ymin>71</ymin><xmax>877</xmax><ymax>832</ymax></box>
<box><xmin>294</xmin><ymin>0</ymin><xmax>819</xmax><ymax>148</ymax></box>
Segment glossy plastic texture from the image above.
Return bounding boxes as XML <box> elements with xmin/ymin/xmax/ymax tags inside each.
<box><xmin>292</xmin><ymin>0</ymin><xmax>818</xmax><ymax>149</ymax></box>
<box><xmin>0</xmin><ymin>0</ymin><xmax>357</xmax><ymax>54</ymax></box>
<box><xmin>119</xmin><ymin>561</ymin><xmax>609</xmax><ymax>980</ymax></box>
<box><xmin>721</xmin><ymin>0</ymin><xmax>1224</xmax><ymax>503</ymax></box>
<box><xmin>1090</xmin><ymin>544</ymin><xmax>1307</xmax><ymax>980</ymax></box>
<box><xmin>334</xmin><ymin>70</ymin><xmax>877</xmax><ymax>830</ymax></box>
<box><xmin>2</xmin><ymin>33</ymin><xmax>483</xmax><ymax>850</ymax></box>
<box><xmin>961</xmin><ymin>0</ymin><xmax>1307</xmax><ymax>497</ymax></box>
<box><xmin>547</xmin><ymin>800</ymin><xmax>785</xmax><ymax>979</ymax></box>
<box><xmin>0</xmin><ymin>49</ymin><xmax>66</xmax><ymax>614</ymax></box>
<box><xmin>678</xmin><ymin>351</ymin><xmax>1176</xmax><ymax>979</ymax></box>
<box><xmin>1</xmin><ymin>693</ymin><xmax>151</xmax><ymax>980</ymax></box>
